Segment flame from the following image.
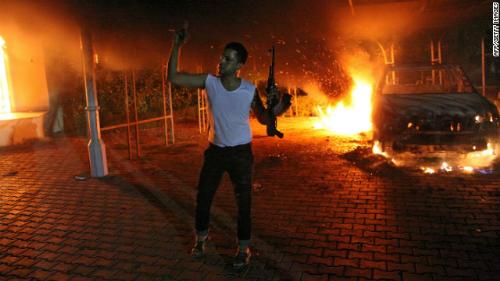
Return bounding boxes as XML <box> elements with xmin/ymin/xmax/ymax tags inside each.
<box><xmin>314</xmin><ymin>77</ymin><xmax>372</xmax><ymax>135</ymax></box>
<box><xmin>467</xmin><ymin>143</ymin><xmax>494</xmax><ymax>158</ymax></box>
<box><xmin>372</xmin><ymin>140</ymin><xmax>388</xmax><ymax>157</ymax></box>
<box><xmin>462</xmin><ymin>166</ymin><xmax>474</xmax><ymax>173</ymax></box>
<box><xmin>421</xmin><ymin>167</ymin><xmax>435</xmax><ymax>174</ymax></box>
<box><xmin>0</xmin><ymin>36</ymin><xmax>11</xmax><ymax>113</ymax></box>
<box><xmin>440</xmin><ymin>162</ymin><xmax>453</xmax><ymax>172</ymax></box>
<box><xmin>382</xmin><ymin>143</ymin><xmax>498</xmax><ymax>174</ymax></box>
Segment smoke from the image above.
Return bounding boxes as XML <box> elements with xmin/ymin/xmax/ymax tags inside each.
<box><xmin>0</xmin><ymin>1</ymin><xmax>81</xmax><ymax>70</ymax></box>
<box><xmin>331</xmin><ymin>2</ymin><xmax>421</xmax><ymax>42</ymax></box>
<box><xmin>330</xmin><ymin>1</ymin><xmax>489</xmax><ymax>42</ymax></box>
<box><xmin>339</xmin><ymin>46</ymin><xmax>378</xmax><ymax>81</ymax></box>
<box><xmin>91</xmin><ymin>29</ymin><xmax>172</xmax><ymax>71</ymax></box>
<box><xmin>0</xmin><ymin>1</ymin><xmax>186</xmax><ymax>72</ymax></box>
<box><xmin>301</xmin><ymin>82</ymin><xmax>330</xmax><ymax>105</ymax></box>
<box><xmin>0</xmin><ymin>1</ymin><xmax>489</xmax><ymax>85</ymax></box>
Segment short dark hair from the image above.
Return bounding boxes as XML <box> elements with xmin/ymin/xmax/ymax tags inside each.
<box><xmin>224</xmin><ymin>42</ymin><xmax>248</xmax><ymax>64</ymax></box>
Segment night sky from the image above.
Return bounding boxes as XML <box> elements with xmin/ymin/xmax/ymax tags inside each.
<box><xmin>73</xmin><ymin>0</ymin><xmax>339</xmax><ymax>73</ymax></box>
<box><xmin>0</xmin><ymin>0</ymin><xmax>492</xmax><ymax>93</ymax></box>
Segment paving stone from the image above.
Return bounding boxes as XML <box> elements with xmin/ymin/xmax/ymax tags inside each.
<box><xmin>372</xmin><ymin>269</ymin><xmax>402</xmax><ymax>281</ymax></box>
<box><xmin>0</xmin><ymin>119</ymin><xmax>498</xmax><ymax>280</ymax></box>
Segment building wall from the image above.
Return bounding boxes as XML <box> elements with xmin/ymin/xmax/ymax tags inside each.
<box><xmin>6</xmin><ymin>34</ymin><xmax>49</xmax><ymax>112</ymax></box>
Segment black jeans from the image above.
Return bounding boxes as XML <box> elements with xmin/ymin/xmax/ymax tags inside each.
<box><xmin>195</xmin><ymin>143</ymin><xmax>253</xmax><ymax>241</ymax></box>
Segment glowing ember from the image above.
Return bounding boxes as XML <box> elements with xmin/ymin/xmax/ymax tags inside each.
<box><xmin>440</xmin><ymin>162</ymin><xmax>453</xmax><ymax>172</ymax></box>
<box><xmin>0</xmin><ymin>36</ymin><xmax>11</xmax><ymax>113</ymax></box>
<box><xmin>468</xmin><ymin>143</ymin><xmax>494</xmax><ymax>158</ymax></box>
<box><xmin>314</xmin><ymin>77</ymin><xmax>373</xmax><ymax>135</ymax></box>
<box><xmin>421</xmin><ymin>167</ymin><xmax>435</xmax><ymax>174</ymax></box>
<box><xmin>377</xmin><ymin>143</ymin><xmax>498</xmax><ymax>174</ymax></box>
<box><xmin>462</xmin><ymin>166</ymin><xmax>474</xmax><ymax>173</ymax></box>
<box><xmin>462</xmin><ymin>143</ymin><xmax>496</xmax><ymax>169</ymax></box>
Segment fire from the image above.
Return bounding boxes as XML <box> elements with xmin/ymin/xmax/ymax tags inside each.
<box><xmin>463</xmin><ymin>166</ymin><xmax>474</xmax><ymax>173</ymax></box>
<box><xmin>395</xmin><ymin>143</ymin><xmax>498</xmax><ymax>174</ymax></box>
<box><xmin>421</xmin><ymin>167</ymin><xmax>435</xmax><ymax>174</ymax></box>
<box><xmin>467</xmin><ymin>143</ymin><xmax>495</xmax><ymax>159</ymax></box>
<box><xmin>314</xmin><ymin>77</ymin><xmax>372</xmax><ymax>135</ymax></box>
<box><xmin>372</xmin><ymin>140</ymin><xmax>388</xmax><ymax>157</ymax></box>
<box><xmin>0</xmin><ymin>36</ymin><xmax>11</xmax><ymax>113</ymax></box>
<box><xmin>440</xmin><ymin>162</ymin><xmax>453</xmax><ymax>172</ymax></box>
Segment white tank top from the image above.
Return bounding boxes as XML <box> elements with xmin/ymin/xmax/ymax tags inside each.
<box><xmin>205</xmin><ymin>74</ymin><xmax>256</xmax><ymax>147</ymax></box>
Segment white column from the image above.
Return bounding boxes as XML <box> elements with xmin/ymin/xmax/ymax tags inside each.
<box><xmin>80</xmin><ymin>29</ymin><xmax>108</xmax><ymax>177</ymax></box>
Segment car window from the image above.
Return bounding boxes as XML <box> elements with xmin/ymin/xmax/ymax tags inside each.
<box><xmin>380</xmin><ymin>66</ymin><xmax>474</xmax><ymax>94</ymax></box>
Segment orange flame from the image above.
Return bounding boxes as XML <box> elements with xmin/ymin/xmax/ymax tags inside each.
<box><xmin>372</xmin><ymin>140</ymin><xmax>388</xmax><ymax>157</ymax></box>
<box><xmin>403</xmin><ymin>143</ymin><xmax>497</xmax><ymax>174</ymax></box>
<box><xmin>421</xmin><ymin>167</ymin><xmax>436</xmax><ymax>174</ymax></box>
<box><xmin>314</xmin><ymin>77</ymin><xmax>373</xmax><ymax>135</ymax></box>
<box><xmin>0</xmin><ymin>36</ymin><xmax>11</xmax><ymax>113</ymax></box>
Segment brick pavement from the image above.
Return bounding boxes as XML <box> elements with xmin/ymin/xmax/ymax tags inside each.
<box><xmin>0</xmin><ymin>117</ymin><xmax>499</xmax><ymax>280</ymax></box>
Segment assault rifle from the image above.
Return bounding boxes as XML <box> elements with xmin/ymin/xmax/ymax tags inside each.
<box><xmin>266</xmin><ymin>45</ymin><xmax>284</xmax><ymax>138</ymax></box>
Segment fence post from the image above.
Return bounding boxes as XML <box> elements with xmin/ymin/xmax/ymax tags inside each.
<box><xmin>124</xmin><ymin>73</ymin><xmax>132</xmax><ymax>159</ymax></box>
<box><xmin>168</xmin><ymin>82</ymin><xmax>175</xmax><ymax>144</ymax></box>
<box><xmin>132</xmin><ymin>71</ymin><xmax>141</xmax><ymax>158</ymax></box>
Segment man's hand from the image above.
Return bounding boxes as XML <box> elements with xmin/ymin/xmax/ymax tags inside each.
<box><xmin>281</xmin><ymin>92</ymin><xmax>292</xmax><ymax>107</ymax></box>
<box><xmin>272</xmin><ymin>92</ymin><xmax>292</xmax><ymax>116</ymax></box>
<box><xmin>168</xmin><ymin>21</ymin><xmax>207</xmax><ymax>88</ymax></box>
<box><xmin>174</xmin><ymin>21</ymin><xmax>189</xmax><ymax>46</ymax></box>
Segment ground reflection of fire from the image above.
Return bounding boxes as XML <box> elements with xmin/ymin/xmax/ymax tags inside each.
<box><xmin>0</xmin><ymin>36</ymin><xmax>11</xmax><ymax>113</ymax></box>
<box><xmin>314</xmin><ymin>77</ymin><xmax>373</xmax><ymax>135</ymax></box>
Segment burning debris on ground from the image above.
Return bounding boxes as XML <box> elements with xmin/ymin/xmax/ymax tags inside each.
<box><xmin>341</xmin><ymin>146</ymin><xmax>407</xmax><ymax>177</ymax></box>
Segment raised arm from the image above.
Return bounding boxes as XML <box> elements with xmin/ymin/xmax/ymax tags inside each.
<box><xmin>167</xmin><ymin>26</ymin><xmax>207</xmax><ymax>88</ymax></box>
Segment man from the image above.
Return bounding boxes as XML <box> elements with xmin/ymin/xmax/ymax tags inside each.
<box><xmin>168</xmin><ymin>26</ymin><xmax>291</xmax><ymax>268</ymax></box>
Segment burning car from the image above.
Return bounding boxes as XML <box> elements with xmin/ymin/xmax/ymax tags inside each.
<box><xmin>372</xmin><ymin>64</ymin><xmax>500</xmax><ymax>153</ymax></box>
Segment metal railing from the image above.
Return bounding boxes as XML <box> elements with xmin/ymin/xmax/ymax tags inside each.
<box><xmin>100</xmin><ymin>64</ymin><xmax>175</xmax><ymax>159</ymax></box>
